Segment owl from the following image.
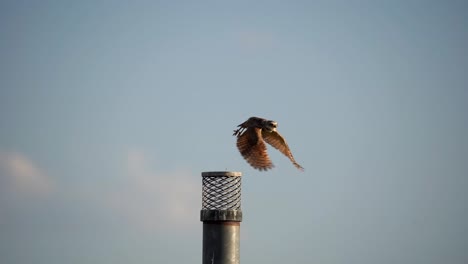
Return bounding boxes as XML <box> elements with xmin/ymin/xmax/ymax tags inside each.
<box><xmin>233</xmin><ymin>117</ymin><xmax>304</xmax><ymax>171</ymax></box>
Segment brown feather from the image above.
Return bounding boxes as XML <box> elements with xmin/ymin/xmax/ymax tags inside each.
<box><xmin>262</xmin><ymin>130</ymin><xmax>304</xmax><ymax>171</ymax></box>
<box><xmin>236</xmin><ymin>127</ymin><xmax>274</xmax><ymax>171</ymax></box>
<box><xmin>233</xmin><ymin>116</ymin><xmax>303</xmax><ymax>171</ymax></box>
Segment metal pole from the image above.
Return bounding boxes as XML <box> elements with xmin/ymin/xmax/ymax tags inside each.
<box><xmin>201</xmin><ymin>171</ymin><xmax>242</xmax><ymax>264</ymax></box>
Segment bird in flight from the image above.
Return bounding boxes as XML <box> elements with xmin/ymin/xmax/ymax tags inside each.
<box><xmin>233</xmin><ymin>117</ymin><xmax>304</xmax><ymax>171</ymax></box>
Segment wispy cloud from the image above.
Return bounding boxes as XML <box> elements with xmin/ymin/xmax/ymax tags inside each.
<box><xmin>0</xmin><ymin>149</ymin><xmax>200</xmax><ymax>234</ymax></box>
<box><xmin>0</xmin><ymin>151</ymin><xmax>54</xmax><ymax>197</ymax></box>
<box><xmin>104</xmin><ymin>148</ymin><xmax>200</xmax><ymax>232</ymax></box>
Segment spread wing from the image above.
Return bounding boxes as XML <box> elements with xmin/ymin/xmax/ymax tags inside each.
<box><xmin>236</xmin><ymin>127</ymin><xmax>274</xmax><ymax>171</ymax></box>
<box><xmin>262</xmin><ymin>130</ymin><xmax>304</xmax><ymax>171</ymax></box>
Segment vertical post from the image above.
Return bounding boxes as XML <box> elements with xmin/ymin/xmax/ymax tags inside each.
<box><xmin>201</xmin><ymin>171</ymin><xmax>242</xmax><ymax>264</ymax></box>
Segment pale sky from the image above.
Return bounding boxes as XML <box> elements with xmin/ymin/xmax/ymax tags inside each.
<box><xmin>1</xmin><ymin>1</ymin><xmax>467</xmax><ymax>263</ymax></box>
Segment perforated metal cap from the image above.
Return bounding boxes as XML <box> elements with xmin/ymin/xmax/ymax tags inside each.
<box><xmin>201</xmin><ymin>171</ymin><xmax>242</xmax><ymax>222</ymax></box>
<box><xmin>201</xmin><ymin>171</ymin><xmax>242</xmax><ymax>210</ymax></box>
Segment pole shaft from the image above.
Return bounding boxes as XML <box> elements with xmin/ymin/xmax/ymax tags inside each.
<box><xmin>203</xmin><ymin>222</ymin><xmax>240</xmax><ymax>264</ymax></box>
<box><xmin>201</xmin><ymin>171</ymin><xmax>242</xmax><ymax>264</ymax></box>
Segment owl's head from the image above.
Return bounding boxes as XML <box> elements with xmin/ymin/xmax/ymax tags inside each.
<box><xmin>263</xmin><ymin>120</ymin><xmax>278</xmax><ymax>132</ymax></box>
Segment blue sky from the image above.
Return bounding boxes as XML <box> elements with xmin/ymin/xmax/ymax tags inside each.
<box><xmin>1</xmin><ymin>1</ymin><xmax>467</xmax><ymax>263</ymax></box>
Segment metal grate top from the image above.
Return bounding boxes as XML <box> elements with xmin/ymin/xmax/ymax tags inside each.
<box><xmin>201</xmin><ymin>171</ymin><xmax>242</xmax><ymax>210</ymax></box>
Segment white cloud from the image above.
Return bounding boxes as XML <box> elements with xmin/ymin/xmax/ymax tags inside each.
<box><xmin>0</xmin><ymin>151</ymin><xmax>54</xmax><ymax>197</ymax></box>
<box><xmin>104</xmin><ymin>149</ymin><xmax>200</xmax><ymax>233</ymax></box>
